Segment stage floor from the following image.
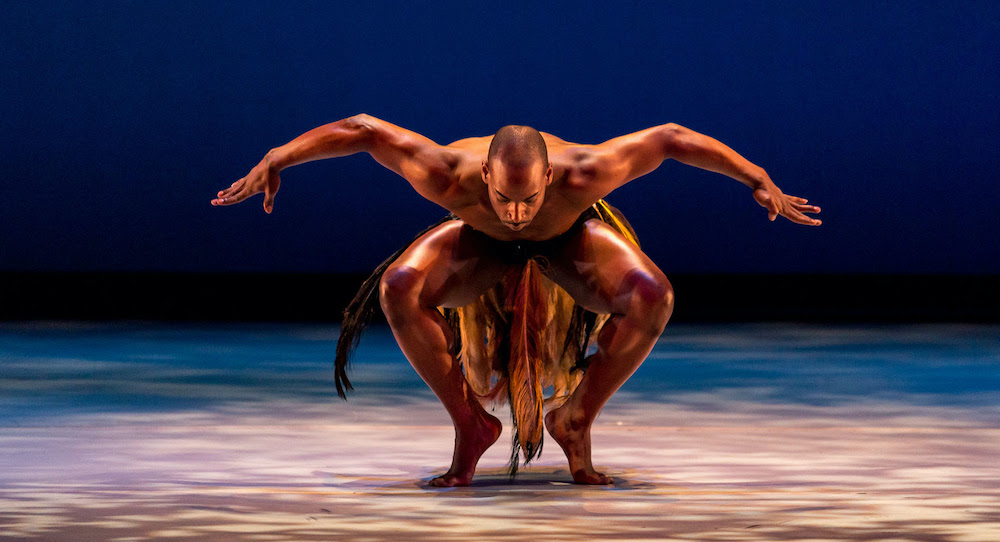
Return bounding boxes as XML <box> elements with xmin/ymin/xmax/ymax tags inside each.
<box><xmin>1</xmin><ymin>322</ymin><xmax>998</xmax><ymax>541</ymax></box>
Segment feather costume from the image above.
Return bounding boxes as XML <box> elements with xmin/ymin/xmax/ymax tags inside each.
<box><xmin>335</xmin><ymin>200</ymin><xmax>639</xmax><ymax>476</ymax></box>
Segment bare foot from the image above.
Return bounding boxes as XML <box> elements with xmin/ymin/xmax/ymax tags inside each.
<box><xmin>544</xmin><ymin>406</ymin><xmax>613</xmax><ymax>485</ymax></box>
<box><xmin>428</xmin><ymin>411</ymin><xmax>502</xmax><ymax>487</ymax></box>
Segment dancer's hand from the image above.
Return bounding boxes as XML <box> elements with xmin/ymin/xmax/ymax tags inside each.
<box><xmin>752</xmin><ymin>178</ymin><xmax>821</xmax><ymax>226</ymax></box>
<box><xmin>211</xmin><ymin>156</ymin><xmax>282</xmax><ymax>214</ymax></box>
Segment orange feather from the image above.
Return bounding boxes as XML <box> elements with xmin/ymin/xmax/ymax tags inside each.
<box><xmin>506</xmin><ymin>258</ymin><xmax>547</xmax><ymax>466</ymax></box>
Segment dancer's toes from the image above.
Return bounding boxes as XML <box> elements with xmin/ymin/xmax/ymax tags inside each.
<box><xmin>428</xmin><ymin>410</ymin><xmax>501</xmax><ymax>488</ymax></box>
<box><xmin>545</xmin><ymin>406</ymin><xmax>611</xmax><ymax>484</ymax></box>
<box><xmin>571</xmin><ymin>469</ymin><xmax>613</xmax><ymax>485</ymax></box>
<box><xmin>429</xmin><ymin>473</ymin><xmax>471</xmax><ymax>487</ymax></box>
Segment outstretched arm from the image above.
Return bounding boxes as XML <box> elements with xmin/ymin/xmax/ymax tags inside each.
<box><xmin>212</xmin><ymin>114</ymin><xmax>460</xmax><ymax>213</ymax></box>
<box><xmin>586</xmin><ymin>123</ymin><xmax>821</xmax><ymax>226</ymax></box>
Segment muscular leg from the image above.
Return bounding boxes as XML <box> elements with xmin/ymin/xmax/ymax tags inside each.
<box><xmin>544</xmin><ymin>220</ymin><xmax>674</xmax><ymax>484</ymax></box>
<box><xmin>379</xmin><ymin>221</ymin><xmax>510</xmax><ymax>487</ymax></box>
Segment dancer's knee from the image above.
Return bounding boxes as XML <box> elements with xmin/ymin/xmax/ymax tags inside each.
<box><xmin>624</xmin><ymin>271</ymin><xmax>674</xmax><ymax>334</ymax></box>
<box><xmin>379</xmin><ymin>266</ymin><xmax>423</xmax><ymax>324</ymax></box>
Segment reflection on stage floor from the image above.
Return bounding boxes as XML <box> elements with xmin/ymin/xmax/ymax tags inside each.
<box><xmin>1</xmin><ymin>322</ymin><xmax>998</xmax><ymax>540</ymax></box>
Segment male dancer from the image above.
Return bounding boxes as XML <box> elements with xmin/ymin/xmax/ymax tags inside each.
<box><xmin>212</xmin><ymin>115</ymin><xmax>821</xmax><ymax>486</ymax></box>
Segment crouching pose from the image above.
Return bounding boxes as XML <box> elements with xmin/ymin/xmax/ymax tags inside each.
<box><xmin>212</xmin><ymin>115</ymin><xmax>821</xmax><ymax>486</ymax></box>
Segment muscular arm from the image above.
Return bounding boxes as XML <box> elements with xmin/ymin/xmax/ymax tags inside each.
<box><xmin>580</xmin><ymin>123</ymin><xmax>821</xmax><ymax>225</ymax></box>
<box><xmin>212</xmin><ymin>114</ymin><xmax>462</xmax><ymax>212</ymax></box>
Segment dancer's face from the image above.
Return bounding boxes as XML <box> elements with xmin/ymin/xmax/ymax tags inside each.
<box><xmin>482</xmin><ymin>159</ymin><xmax>553</xmax><ymax>231</ymax></box>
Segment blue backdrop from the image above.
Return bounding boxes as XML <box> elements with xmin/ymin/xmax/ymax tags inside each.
<box><xmin>3</xmin><ymin>1</ymin><xmax>997</xmax><ymax>274</ymax></box>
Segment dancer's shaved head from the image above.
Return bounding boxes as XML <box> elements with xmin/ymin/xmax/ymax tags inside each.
<box><xmin>481</xmin><ymin>125</ymin><xmax>554</xmax><ymax>231</ymax></box>
<box><xmin>487</xmin><ymin>125</ymin><xmax>549</xmax><ymax>169</ymax></box>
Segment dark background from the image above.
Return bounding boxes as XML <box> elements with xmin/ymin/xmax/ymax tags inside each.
<box><xmin>2</xmin><ymin>1</ymin><xmax>997</xmax><ymax>320</ymax></box>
